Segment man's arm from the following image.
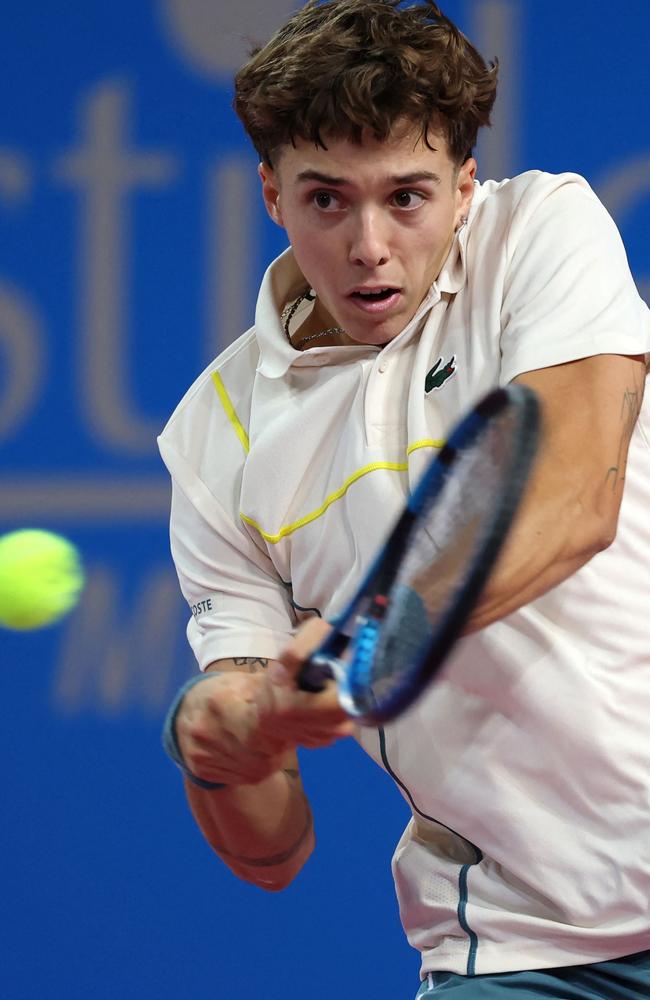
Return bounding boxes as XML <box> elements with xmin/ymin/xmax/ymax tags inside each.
<box><xmin>175</xmin><ymin>649</ymin><xmax>350</xmax><ymax>890</ymax></box>
<box><xmin>466</xmin><ymin>352</ymin><xmax>646</xmax><ymax>631</ymax></box>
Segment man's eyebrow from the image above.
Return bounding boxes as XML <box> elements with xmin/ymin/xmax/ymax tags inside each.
<box><xmin>295</xmin><ymin>170</ymin><xmax>347</xmax><ymax>185</ymax></box>
<box><xmin>295</xmin><ymin>169</ymin><xmax>442</xmax><ymax>186</ymax></box>
<box><xmin>392</xmin><ymin>171</ymin><xmax>442</xmax><ymax>185</ymax></box>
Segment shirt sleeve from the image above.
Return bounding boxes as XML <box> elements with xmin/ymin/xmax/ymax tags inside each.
<box><xmin>498</xmin><ymin>178</ymin><xmax>650</xmax><ymax>384</ymax></box>
<box><xmin>168</xmin><ymin>473</ymin><xmax>297</xmax><ymax>671</ymax></box>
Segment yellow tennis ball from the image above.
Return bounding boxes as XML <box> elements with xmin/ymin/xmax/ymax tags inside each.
<box><xmin>0</xmin><ymin>529</ymin><xmax>85</xmax><ymax>631</ymax></box>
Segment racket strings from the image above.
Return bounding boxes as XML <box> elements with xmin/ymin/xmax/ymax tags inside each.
<box><xmin>362</xmin><ymin>410</ymin><xmax>522</xmax><ymax>704</ymax></box>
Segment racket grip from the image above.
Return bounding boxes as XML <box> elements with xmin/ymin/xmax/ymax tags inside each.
<box><xmin>297</xmin><ymin>656</ymin><xmax>334</xmax><ymax>693</ymax></box>
<box><xmin>298</xmin><ymin>630</ymin><xmax>348</xmax><ymax>693</ymax></box>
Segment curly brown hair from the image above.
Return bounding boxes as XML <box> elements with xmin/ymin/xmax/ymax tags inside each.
<box><xmin>233</xmin><ymin>0</ymin><xmax>498</xmax><ymax>167</ymax></box>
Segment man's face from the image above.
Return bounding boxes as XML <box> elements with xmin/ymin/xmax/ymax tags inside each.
<box><xmin>259</xmin><ymin>126</ymin><xmax>476</xmax><ymax>346</ymax></box>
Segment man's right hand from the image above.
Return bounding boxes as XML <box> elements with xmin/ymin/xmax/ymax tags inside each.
<box><xmin>175</xmin><ymin>624</ymin><xmax>355</xmax><ymax>787</ymax></box>
<box><xmin>175</xmin><ymin>670</ymin><xmax>290</xmax><ymax>787</ymax></box>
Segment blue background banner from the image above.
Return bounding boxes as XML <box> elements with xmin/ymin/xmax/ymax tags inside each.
<box><xmin>1</xmin><ymin>3</ymin><xmax>649</xmax><ymax>998</ymax></box>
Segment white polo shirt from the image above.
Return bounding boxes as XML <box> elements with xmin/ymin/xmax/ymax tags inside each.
<box><xmin>159</xmin><ymin>171</ymin><xmax>650</xmax><ymax>977</ymax></box>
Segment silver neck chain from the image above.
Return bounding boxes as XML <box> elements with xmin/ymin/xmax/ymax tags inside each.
<box><xmin>283</xmin><ymin>289</ymin><xmax>345</xmax><ymax>350</ymax></box>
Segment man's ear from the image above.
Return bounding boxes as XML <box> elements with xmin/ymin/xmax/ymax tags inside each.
<box><xmin>258</xmin><ymin>162</ymin><xmax>284</xmax><ymax>227</ymax></box>
<box><xmin>455</xmin><ymin>156</ymin><xmax>477</xmax><ymax>228</ymax></box>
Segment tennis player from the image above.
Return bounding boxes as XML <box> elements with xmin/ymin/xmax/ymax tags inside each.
<box><xmin>159</xmin><ymin>2</ymin><xmax>650</xmax><ymax>995</ymax></box>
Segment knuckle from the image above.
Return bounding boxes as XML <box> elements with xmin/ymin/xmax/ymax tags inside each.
<box><xmin>184</xmin><ymin>751</ymin><xmax>205</xmax><ymax>775</ymax></box>
<box><xmin>187</xmin><ymin>720</ymin><xmax>210</xmax><ymax>742</ymax></box>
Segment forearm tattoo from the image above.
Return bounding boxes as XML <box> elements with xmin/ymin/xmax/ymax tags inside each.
<box><xmin>232</xmin><ymin>657</ymin><xmax>269</xmax><ymax>673</ymax></box>
<box><xmin>605</xmin><ymin>377</ymin><xmax>643</xmax><ymax>491</ymax></box>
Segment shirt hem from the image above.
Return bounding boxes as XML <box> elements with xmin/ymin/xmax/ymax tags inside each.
<box><xmin>419</xmin><ymin>936</ymin><xmax>650</xmax><ymax>977</ymax></box>
<box><xmin>191</xmin><ymin>632</ymin><xmax>293</xmax><ymax>671</ymax></box>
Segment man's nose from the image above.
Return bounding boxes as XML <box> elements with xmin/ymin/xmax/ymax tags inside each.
<box><xmin>347</xmin><ymin>208</ymin><xmax>391</xmax><ymax>268</ymax></box>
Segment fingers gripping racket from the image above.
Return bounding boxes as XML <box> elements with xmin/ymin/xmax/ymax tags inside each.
<box><xmin>297</xmin><ymin>385</ymin><xmax>540</xmax><ymax>724</ymax></box>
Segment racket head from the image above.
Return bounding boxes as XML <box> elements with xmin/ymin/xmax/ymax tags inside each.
<box><xmin>300</xmin><ymin>384</ymin><xmax>540</xmax><ymax>724</ymax></box>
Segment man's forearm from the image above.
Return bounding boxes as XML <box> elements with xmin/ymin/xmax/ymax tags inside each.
<box><xmin>184</xmin><ymin>763</ymin><xmax>314</xmax><ymax>891</ymax></box>
<box><xmin>465</xmin><ymin>357</ymin><xmax>645</xmax><ymax>632</ymax></box>
<box><xmin>172</xmin><ymin>655</ymin><xmax>348</xmax><ymax>888</ymax></box>
<box><xmin>465</xmin><ymin>547</ymin><xmax>596</xmax><ymax>633</ymax></box>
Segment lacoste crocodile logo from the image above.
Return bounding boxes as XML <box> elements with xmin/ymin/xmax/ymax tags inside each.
<box><xmin>425</xmin><ymin>355</ymin><xmax>456</xmax><ymax>393</ymax></box>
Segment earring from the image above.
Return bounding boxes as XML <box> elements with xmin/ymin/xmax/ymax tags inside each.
<box><xmin>455</xmin><ymin>215</ymin><xmax>468</xmax><ymax>232</ymax></box>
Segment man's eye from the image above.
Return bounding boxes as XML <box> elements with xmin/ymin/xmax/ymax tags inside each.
<box><xmin>313</xmin><ymin>191</ymin><xmax>339</xmax><ymax>210</ymax></box>
<box><xmin>392</xmin><ymin>190</ymin><xmax>425</xmax><ymax>209</ymax></box>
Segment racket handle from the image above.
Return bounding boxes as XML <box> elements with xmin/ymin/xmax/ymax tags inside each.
<box><xmin>297</xmin><ymin>655</ymin><xmax>335</xmax><ymax>693</ymax></box>
<box><xmin>298</xmin><ymin>630</ymin><xmax>348</xmax><ymax>692</ymax></box>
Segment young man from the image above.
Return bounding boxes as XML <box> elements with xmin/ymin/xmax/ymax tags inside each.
<box><xmin>159</xmin><ymin>1</ymin><xmax>650</xmax><ymax>995</ymax></box>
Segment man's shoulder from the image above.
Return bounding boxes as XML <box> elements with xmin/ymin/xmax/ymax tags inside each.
<box><xmin>466</xmin><ymin>170</ymin><xmax>616</xmax><ymax>280</ymax></box>
<box><xmin>159</xmin><ymin>328</ymin><xmax>259</xmax><ymax>445</ymax></box>
<box><xmin>157</xmin><ymin>327</ymin><xmax>259</xmax><ymax>499</ymax></box>
<box><xmin>473</xmin><ymin>169</ymin><xmax>600</xmax><ymax>228</ymax></box>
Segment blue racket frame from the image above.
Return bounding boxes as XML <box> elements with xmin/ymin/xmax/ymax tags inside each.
<box><xmin>298</xmin><ymin>384</ymin><xmax>540</xmax><ymax>724</ymax></box>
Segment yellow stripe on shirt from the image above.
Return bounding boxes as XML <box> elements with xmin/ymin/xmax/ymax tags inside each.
<box><xmin>211</xmin><ymin>371</ymin><xmax>250</xmax><ymax>455</ymax></box>
<box><xmin>407</xmin><ymin>437</ymin><xmax>445</xmax><ymax>455</ymax></box>
<box><xmin>240</xmin><ymin>440</ymin><xmax>445</xmax><ymax>544</ymax></box>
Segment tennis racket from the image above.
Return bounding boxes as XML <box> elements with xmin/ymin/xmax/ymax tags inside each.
<box><xmin>297</xmin><ymin>384</ymin><xmax>540</xmax><ymax>724</ymax></box>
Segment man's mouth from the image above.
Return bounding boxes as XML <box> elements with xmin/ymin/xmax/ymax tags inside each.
<box><xmin>348</xmin><ymin>287</ymin><xmax>402</xmax><ymax>313</ymax></box>
<box><xmin>351</xmin><ymin>287</ymin><xmax>397</xmax><ymax>301</ymax></box>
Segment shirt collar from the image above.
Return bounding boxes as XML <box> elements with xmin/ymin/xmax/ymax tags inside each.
<box><xmin>434</xmin><ymin>216</ymin><xmax>470</xmax><ymax>296</ymax></box>
<box><xmin>255</xmin><ymin>248</ymin><xmax>377</xmax><ymax>379</ymax></box>
<box><xmin>255</xmin><ymin>248</ymin><xmax>303</xmax><ymax>378</ymax></box>
<box><xmin>433</xmin><ymin>176</ymin><xmax>484</xmax><ymax>296</ymax></box>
